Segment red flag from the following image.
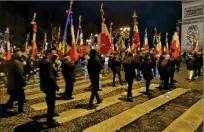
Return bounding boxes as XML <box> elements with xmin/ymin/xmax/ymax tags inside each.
<box><xmin>132</xmin><ymin>25</ymin><xmax>140</xmax><ymax>52</ymax></box>
<box><xmin>32</xmin><ymin>40</ymin><xmax>38</xmax><ymax>58</ymax></box>
<box><xmin>132</xmin><ymin>11</ymin><xmax>140</xmax><ymax>52</ymax></box>
<box><xmin>69</xmin><ymin>24</ymin><xmax>79</xmax><ymax>62</ymax></box>
<box><xmin>98</xmin><ymin>23</ymin><xmax>111</xmax><ymax>55</ymax></box>
<box><xmin>98</xmin><ymin>3</ymin><xmax>111</xmax><ymax>56</ymax></box>
<box><xmin>6</xmin><ymin>41</ymin><xmax>11</xmax><ymax>61</ymax></box>
<box><xmin>31</xmin><ymin>18</ymin><xmax>38</xmax><ymax>58</ymax></box>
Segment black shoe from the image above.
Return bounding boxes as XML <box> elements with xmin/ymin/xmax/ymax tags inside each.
<box><xmin>112</xmin><ymin>84</ymin><xmax>116</xmax><ymax>87</ymax></box>
<box><xmin>97</xmin><ymin>100</ymin><xmax>103</xmax><ymax>104</ymax></box>
<box><xmin>98</xmin><ymin>88</ymin><xmax>102</xmax><ymax>91</ymax></box>
<box><xmin>67</xmin><ymin>97</ymin><xmax>74</xmax><ymax>100</ymax></box>
<box><xmin>64</xmin><ymin>97</ymin><xmax>74</xmax><ymax>100</ymax></box>
<box><xmin>18</xmin><ymin>110</ymin><xmax>24</xmax><ymax>113</ymax></box>
<box><xmin>87</xmin><ymin>105</ymin><xmax>94</xmax><ymax>110</ymax></box>
<box><xmin>127</xmin><ymin>98</ymin><xmax>133</xmax><ymax>102</ymax></box>
<box><xmin>53</xmin><ymin>113</ymin><xmax>59</xmax><ymax>117</ymax></box>
<box><xmin>47</xmin><ymin>121</ymin><xmax>58</xmax><ymax>128</ymax></box>
<box><xmin>145</xmin><ymin>92</ymin><xmax>151</xmax><ymax>95</ymax></box>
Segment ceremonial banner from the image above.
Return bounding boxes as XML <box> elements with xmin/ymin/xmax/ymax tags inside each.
<box><xmin>132</xmin><ymin>11</ymin><xmax>140</xmax><ymax>52</ymax></box>
<box><xmin>153</xmin><ymin>28</ymin><xmax>158</xmax><ymax>48</ymax></box>
<box><xmin>171</xmin><ymin>32</ymin><xmax>180</xmax><ymax>59</ymax></box>
<box><xmin>143</xmin><ymin>28</ymin><xmax>149</xmax><ymax>50</ymax></box>
<box><xmin>31</xmin><ymin>13</ymin><xmax>38</xmax><ymax>58</ymax></box>
<box><xmin>164</xmin><ymin>32</ymin><xmax>169</xmax><ymax>53</ymax></box>
<box><xmin>69</xmin><ymin>22</ymin><xmax>79</xmax><ymax>62</ymax></box>
<box><xmin>156</xmin><ymin>33</ymin><xmax>162</xmax><ymax>56</ymax></box>
<box><xmin>79</xmin><ymin>33</ymin><xmax>84</xmax><ymax>57</ymax></box>
<box><xmin>5</xmin><ymin>27</ymin><xmax>11</xmax><ymax>61</ymax></box>
<box><xmin>98</xmin><ymin>3</ymin><xmax>111</xmax><ymax>55</ymax></box>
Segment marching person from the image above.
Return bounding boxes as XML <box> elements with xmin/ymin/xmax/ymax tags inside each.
<box><xmin>150</xmin><ymin>50</ymin><xmax>157</xmax><ymax>77</ymax></box>
<box><xmin>193</xmin><ymin>52</ymin><xmax>201</xmax><ymax>78</ymax></box>
<box><xmin>39</xmin><ymin>50</ymin><xmax>59</xmax><ymax>127</ymax></box>
<box><xmin>158</xmin><ymin>54</ymin><xmax>165</xmax><ymax>88</ymax></box>
<box><xmin>160</xmin><ymin>55</ymin><xmax>170</xmax><ymax>90</ymax></box>
<box><xmin>110</xmin><ymin>53</ymin><xmax>123</xmax><ymax>86</ymax></box>
<box><xmin>186</xmin><ymin>52</ymin><xmax>195</xmax><ymax>81</ymax></box>
<box><xmin>61</xmin><ymin>55</ymin><xmax>76</xmax><ymax>100</ymax></box>
<box><xmin>167</xmin><ymin>54</ymin><xmax>176</xmax><ymax>87</ymax></box>
<box><xmin>7</xmin><ymin>49</ymin><xmax>26</xmax><ymax>113</ymax></box>
<box><xmin>141</xmin><ymin>52</ymin><xmax>154</xmax><ymax>95</ymax></box>
<box><xmin>133</xmin><ymin>50</ymin><xmax>142</xmax><ymax>81</ymax></box>
<box><xmin>123</xmin><ymin>52</ymin><xmax>135</xmax><ymax>101</ymax></box>
<box><xmin>51</xmin><ymin>54</ymin><xmax>60</xmax><ymax>79</ymax></box>
<box><xmin>87</xmin><ymin>49</ymin><xmax>102</xmax><ymax>109</ymax></box>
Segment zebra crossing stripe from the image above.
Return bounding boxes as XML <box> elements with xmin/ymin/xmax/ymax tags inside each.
<box><xmin>162</xmin><ymin>98</ymin><xmax>203</xmax><ymax>132</ymax></box>
<box><xmin>26</xmin><ymin>79</ymin><xmax>112</xmax><ymax>100</ymax></box>
<box><xmin>54</xmin><ymin>84</ymin><xmax>159</xmax><ymax>124</ymax></box>
<box><xmin>26</xmin><ymin>75</ymin><xmax>89</xmax><ymax>88</ymax></box>
<box><xmin>83</xmin><ymin>88</ymin><xmax>188</xmax><ymax>132</ymax></box>
<box><xmin>25</xmin><ymin>76</ymin><xmax>107</xmax><ymax>93</ymax></box>
<box><xmin>31</xmin><ymin>86</ymin><xmax>123</xmax><ymax>111</ymax></box>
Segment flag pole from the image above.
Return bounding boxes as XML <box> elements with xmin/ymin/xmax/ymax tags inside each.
<box><xmin>62</xmin><ymin>0</ymin><xmax>73</xmax><ymax>55</ymax></box>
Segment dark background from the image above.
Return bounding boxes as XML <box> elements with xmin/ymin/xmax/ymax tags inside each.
<box><xmin>0</xmin><ymin>1</ymin><xmax>181</xmax><ymax>48</ymax></box>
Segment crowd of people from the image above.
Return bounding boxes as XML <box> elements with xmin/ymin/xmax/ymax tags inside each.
<box><xmin>0</xmin><ymin>46</ymin><xmax>203</xmax><ymax>127</ymax></box>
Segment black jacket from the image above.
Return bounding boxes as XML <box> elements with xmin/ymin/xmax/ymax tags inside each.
<box><xmin>7</xmin><ymin>58</ymin><xmax>26</xmax><ymax>92</ymax></box>
<box><xmin>111</xmin><ymin>57</ymin><xmax>122</xmax><ymax>72</ymax></box>
<box><xmin>123</xmin><ymin>60</ymin><xmax>136</xmax><ymax>80</ymax></box>
<box><xmin>39</xmin><ymin>57</ymin><xmax>59</xmax><ymax>93</ymax></box>
<box><xmin>87</xmin><ymin>57</ymin><xmax>102</xmax><ymax>78</ymax></box>
<box><xmin>186</xmin><ymin>56</ymin><xmax>195</xmax><ymax>70</ymax></box>
<box><xmin>61</xmin><ymin>60</ymin><xmax>76</xmax><ymax>81</ymax></box>
<box><xmin>141</xmin><ymin>59</ymin><xmax>153</xmax><ymax>81</ymax></box>
<box><xmin>167</xmin><ymin>57</ymin><xmax>176</xmax><ymax>75</ymax></box>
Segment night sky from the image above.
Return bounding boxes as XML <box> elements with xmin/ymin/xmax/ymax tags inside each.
<box><xmin>2</xmin><ymin>1</ymin><xmax>182</xmax><ymax>47</ymax></box>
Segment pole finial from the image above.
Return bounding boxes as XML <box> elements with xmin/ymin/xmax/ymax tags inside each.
<box><xmin>132</xmin><ymin>10</ymin><xmax>137</xmax><ymax>18</ymax></box>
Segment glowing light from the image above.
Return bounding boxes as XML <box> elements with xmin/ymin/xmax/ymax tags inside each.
<box><xmin>66</xmin><ymin>10</ymin><xmax>69</xmax><ymax>14</ymax></box>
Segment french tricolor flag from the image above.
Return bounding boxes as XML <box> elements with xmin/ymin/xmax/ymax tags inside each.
<box><xmin>143</xmin><ymin>28</ymin><xmax>149</xmax><ymax>51</ymax></box>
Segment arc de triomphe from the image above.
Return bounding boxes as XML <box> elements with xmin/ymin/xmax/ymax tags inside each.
<box><xmin>181</xmin><ymin>0</ymin><xmax>203</xmax><ymax>52</ymax></box>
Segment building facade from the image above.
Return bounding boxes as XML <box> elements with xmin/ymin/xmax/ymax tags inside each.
<box><xmin>181</xmin><ymin>0</ymin><xmax>203</xmax><ymax>52</ymax></box>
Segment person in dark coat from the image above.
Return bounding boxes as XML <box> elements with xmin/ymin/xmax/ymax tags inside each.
<box><xmin>160</xmin><ymin>55</ymin><xmax>170</xmax><ymax>90</ymax></box>
<box><xmin>51</xmin><ymin>54</ymin><xmax>59</xmax><ymax>79</ymax></box>
<box><xmin>150</xmin><ymin>52</ymin><xmax>157</xmax><ymax>77</ymax></box>
<box><xmin>133</xmin><ymin>51</ymin><xmax>142</xmax><ymax>80</ymax></box>
<box><xmin>61</xmin><ymin>56</ymin><xmax>76</xmax><ymax>100</ymax></box>
<box><xmin>158</xmin><ymin>55</ymin><xmax>165</xmax><ymax>88</ymax></box>
<box><xmin>141</xmin><ymin>53</ymin><xmax>154</xmax><ymax>95</ymax></box>
<box><xmin>123</xmin><ymin>52</ymin><xmax>135</xmax><ymax>101</ymax></box>
<box><xmin>0</xmin><ymin>57</ymin><xmax>8</xmax><ymax>86</ymax></box>
<box><xmin>87</xmin><ymin>49</ymin><xmax>102</xmax><ymax>109</ymax></box>
<box><xmin>6</xmin><ymin>50</ymin><xmax>26</xmax><ymax>113</ymax></box>
<box><xmin>167</xmin><ymin>54</ymin><xmax>176</xmax><ymax>87</ymax></box>
<box><xmin>39</xmin><ymin>50</ymin><xmax>59</xmax><ymax>127</ymax></box>
<box><xmin>186</xmin><ymin>53</ymin><xmax>195</xmax><ymax>81</ymax></box>
<box><xmin>193</xmin><ymin>53</ymin><xmax>201</xmax><ymax>77</ymax></box>
<box><xmin>110</xmin><ymin>53</ymin><xmax>123</xmax><ymax>86</ymax></box>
